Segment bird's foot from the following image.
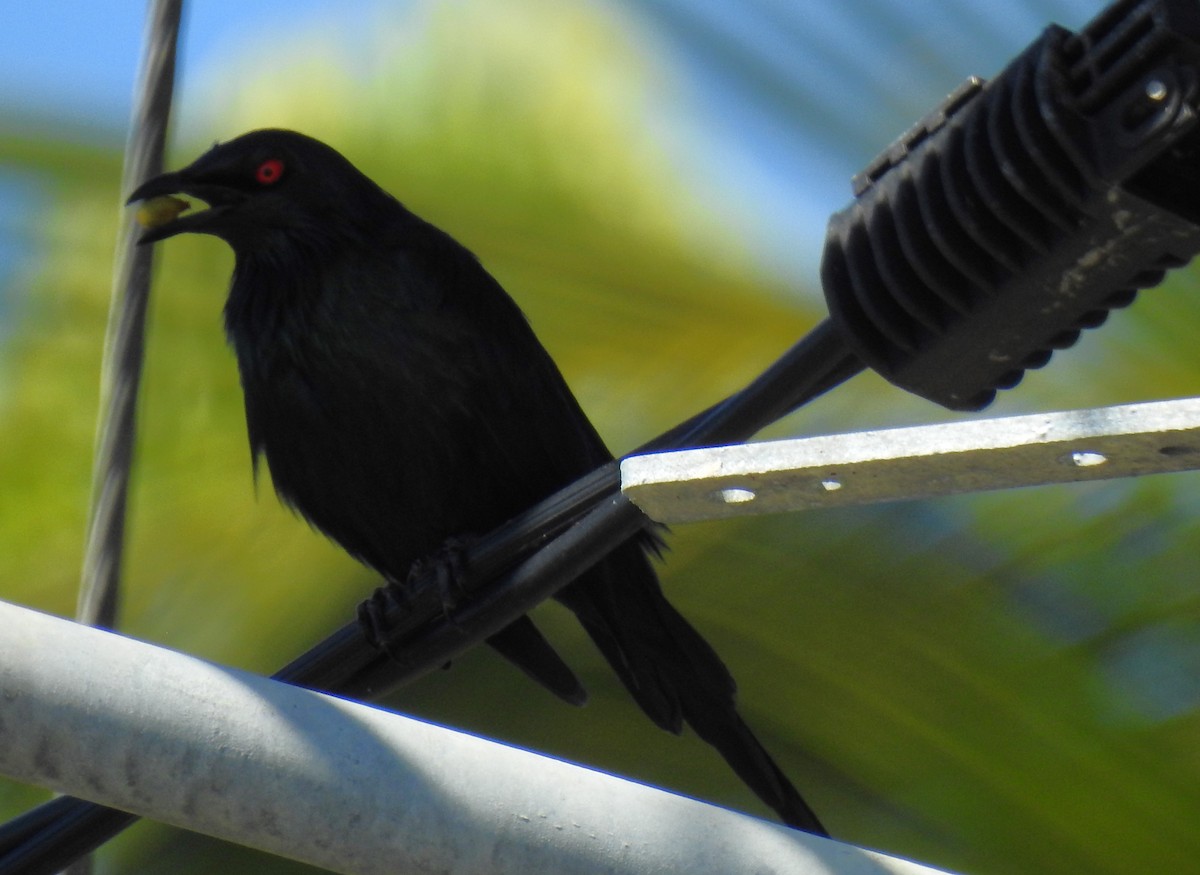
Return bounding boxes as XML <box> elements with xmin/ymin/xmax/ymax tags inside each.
<box><xmin>356</xmin><ymin>580</ymin><xmax>413</xmax><ymax>661</ymax></box>
<box><xmin>408</xmin><ymin>535</ymin><xmax>475</xmax><ymax>629</ymax></box>
<box><xmin>355</xmin><ymin>536</ymin><xmax>476</xmax><ymax>660</ymax></box>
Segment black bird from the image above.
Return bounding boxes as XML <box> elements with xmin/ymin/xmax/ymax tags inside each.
<box><xmin>129</xmin><ymin>129</ymin><xmax>825</xmax><ymax>834</ymax></box>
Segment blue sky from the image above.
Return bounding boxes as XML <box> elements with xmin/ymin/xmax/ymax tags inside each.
<box><xmin>0</xmin><ymin>0</ymin><xmax>1100</xmax><ymax>280</ymax></box>
<box><xmin>1</xmin><ymin>2</ymin><xmax>368</xmax><ymax>133</ymax></box>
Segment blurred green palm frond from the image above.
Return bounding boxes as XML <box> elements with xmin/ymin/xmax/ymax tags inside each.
<box><xmin>1</xmin><ymin>1</ymin><xmax>1199</xmax><ymax>874</ymax></box>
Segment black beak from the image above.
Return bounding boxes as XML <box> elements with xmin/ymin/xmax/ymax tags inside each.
<box><xmin>127</xmin><ymin>170</ymin><xmax>189</xmax><ymax>205</ymax></box>
<box><xmin>126</xmin><ymin>171</ymin><xmax>245</xmax><ymax>244</ymax></box>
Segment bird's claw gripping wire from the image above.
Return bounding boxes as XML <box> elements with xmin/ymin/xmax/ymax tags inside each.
<box><xmin>424</xmin><ymin>536</ymin><xmax>473</xmax><ymax>622</ymax></box>
<box><xmin>357</xmin><ymin>536</ymin><xmax>475</xmax><ymax>661</ymax></box>
<box><xmin>356</xmin><ymin>585</ymin><xmax>409</xmax><ymax>663</ymax></box>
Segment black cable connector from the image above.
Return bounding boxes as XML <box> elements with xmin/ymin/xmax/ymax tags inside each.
<box><xmin>823</xmin><ymin>0</ymin><xmax>1200</xmax><ymax>410</ymax></box>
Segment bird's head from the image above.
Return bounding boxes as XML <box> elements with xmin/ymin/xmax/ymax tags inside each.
<box><xmin>127</xmin><ymin>129</ymin><xmax>389</xmax><ymax>251</ymax></box>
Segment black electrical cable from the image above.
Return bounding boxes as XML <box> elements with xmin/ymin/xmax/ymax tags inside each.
<box><xmin>0</xmin><ymin>320</ymin><xmax>860</xmax><ymax>875</ymax></box>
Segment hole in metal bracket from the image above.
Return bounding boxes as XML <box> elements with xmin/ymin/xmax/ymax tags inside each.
<box><xmin>716</xmin><ymin>487</ymin><xmax>756</xmax><ymax>505</ymax></box>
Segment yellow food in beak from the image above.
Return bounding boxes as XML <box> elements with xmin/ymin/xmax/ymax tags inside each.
<box><xmin>135</xmin><ymin>195</ymin><xmax>190</xmax><ymax>230</ymax></box>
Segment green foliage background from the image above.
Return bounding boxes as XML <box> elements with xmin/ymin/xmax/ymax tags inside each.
<box><xmin>2</xmin><ymin>1</ymin><xmax>1200</xmax><ymax>873</ymax></box>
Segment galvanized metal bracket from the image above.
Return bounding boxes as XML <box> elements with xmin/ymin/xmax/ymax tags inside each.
<box><xmin>621</xmin><ymin>397</ymin><xmax>1200</xmax><ymax>524</ymax></box>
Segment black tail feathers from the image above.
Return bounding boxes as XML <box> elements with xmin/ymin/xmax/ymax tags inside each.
<box><xmin>558</xmin><ymin>541</ymin><xmax>827</xmax><ymax>835</ymax></box>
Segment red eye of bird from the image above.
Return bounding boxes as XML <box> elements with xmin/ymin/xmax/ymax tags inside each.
<box><xmin>255</xmin><ymin>158</ymin><xmax>285</xmax><ymax>185</ymax></box>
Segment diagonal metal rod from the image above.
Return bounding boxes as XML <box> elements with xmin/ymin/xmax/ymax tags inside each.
<box><xmin>0</xmin><ymin>599</ymin><xmax>954</xmax><ymax>875</ymax></box>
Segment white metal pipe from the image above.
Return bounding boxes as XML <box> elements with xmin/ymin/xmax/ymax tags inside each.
<box><xmin>0</xmin><ymin>599</ymin><xmax>950</xmax><ymax>875</ymax></box>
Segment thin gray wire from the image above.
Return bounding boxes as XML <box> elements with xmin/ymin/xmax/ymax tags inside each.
<box><xmin>69</xmin><ymin>4</ymin><xmax>183</xmax><ymax>874</ymax></box>
<box><xmin>77</xmin><ymin>0</ymin><xmax>183</xmax><ymax>632</ymax></box>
